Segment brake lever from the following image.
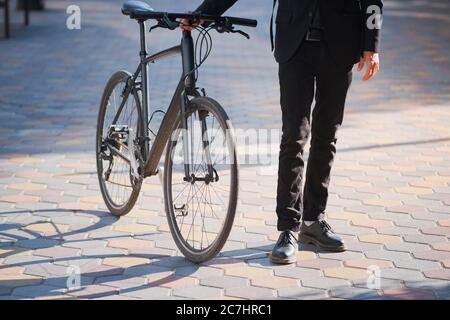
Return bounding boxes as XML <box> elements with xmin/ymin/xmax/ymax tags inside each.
<box><xmin>149</xmin><ymin>23</ymin><xmax>163</xmax><ymax>32</ymax></box>
<box><xmin>231</xmin><ymin>29</ymin><xmax>250</xmax><ymax>39</ymax></box>
<box><xmin>161</xmin><ymin>13</ymin><xmax>180</xmax><ymax>30</ymax></box>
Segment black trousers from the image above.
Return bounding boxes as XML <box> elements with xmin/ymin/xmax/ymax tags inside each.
<box><xmin>276</xmin><ymin>40</ymin><xmax>353</xmax><ymax>232</ymax></box>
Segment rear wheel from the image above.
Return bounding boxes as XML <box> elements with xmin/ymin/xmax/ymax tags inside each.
<box><xmin>96</xmin><ymin>70</ymin><xmax>143</xmax><ymax>216</ymax></box>
<box><xmin>164</xmin><ymin>97</ymin><xmax>239</xmax><ymax>263</ymax></box>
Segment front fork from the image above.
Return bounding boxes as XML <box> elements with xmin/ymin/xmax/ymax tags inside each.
<box><xmin>180</xmin><ymin>30</ymin><xmax>214</xmax><ymax>182</ymax></box>
<box><xmin>180</xmin><ymin>92</ymin><xmax>215</xmax><ymax>183</ymax></box>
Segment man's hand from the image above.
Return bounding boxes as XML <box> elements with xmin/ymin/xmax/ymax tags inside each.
<box><xmin>180</xmin><ymin>18</ymin><xmax>202</xmax><ymax>31</ymax></box>
<box><xmin>357</xmin><ymin>51</ymin><xmax>380</xmax><ymax>81</ymax></box>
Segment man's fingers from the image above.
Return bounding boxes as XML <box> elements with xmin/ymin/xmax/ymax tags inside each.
<box><xmin>357</xmin><ymin>58</ymin><xmax>364</xmax><ymax>71</ymax></box>
<box><xmin>180</xmin><ymin>18</ymin><xmax>195</xmax><ymax>30</ymax></box>
<box><xmin>363</xmin><ymin>60</ymin><xmax>372</xmax><ymax>81</ymax></box>
<box><xmin>180</xmin><ymin>18</ymin><xmax>203</xmax><ymax>31</ymax></box>
<box><xmin>372</xmin><ymin>62</ymin><xmax>380</xmax><ymax>78</ymax></box>
<box><xmin>360</xmin><ymin>52</ymin><xmax>380</xmax><ymax>81</ymax></box>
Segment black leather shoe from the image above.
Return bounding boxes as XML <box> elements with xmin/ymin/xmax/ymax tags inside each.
<box><xmin>298</xmin><ymin>220</ymin><xmax>346</xmax><ymax>252</ymax></box>
<box><xmin>269</xmin><ymin>231</ymin><xmax>298</xmax><ymax>264</ymax></box>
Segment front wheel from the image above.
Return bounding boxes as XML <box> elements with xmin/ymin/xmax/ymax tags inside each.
<box><xmin>164</xmin><ymin>97</ymin><xmax>239</xmax><ymax>263</ymax></box>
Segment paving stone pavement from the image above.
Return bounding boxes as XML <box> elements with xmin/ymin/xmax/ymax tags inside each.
<box><xmin>0</xmin><ymin>0</ymin><xmax>449</xmax><ymax>300</ymax></box>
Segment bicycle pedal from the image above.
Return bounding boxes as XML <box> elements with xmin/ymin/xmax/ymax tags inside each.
<box><xmin>108</xmin><ymin>125</ymin><xmax>130</xmax><ymax>142</ymax></box>
<box><xmin>174</xmin><ymin>204</ymin><xmax>188</xmax><ymax>216</ymax></box>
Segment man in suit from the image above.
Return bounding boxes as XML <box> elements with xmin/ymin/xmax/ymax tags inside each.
<box><xmin>185</xmin><ymin>0</ymin><xmax>383</xmax><ymax>264</ymax></box>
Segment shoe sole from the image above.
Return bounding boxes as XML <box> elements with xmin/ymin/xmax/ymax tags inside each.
<box><xmin>269</xmin><ymin>252</ymin><xmax>297</xmax><ymax>264</ymax></box>
<box><xmin>298</xmin><ymin>234</ymin><xmax>346</xmax><ymax>252</ymax></box>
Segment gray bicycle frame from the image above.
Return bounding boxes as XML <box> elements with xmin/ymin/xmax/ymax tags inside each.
<box><xmin>111</xmin><ymin>20</ymin><xmax>200</xmax><ymax>178</ymax></box>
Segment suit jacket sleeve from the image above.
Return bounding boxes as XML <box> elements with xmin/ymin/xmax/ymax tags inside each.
<box><xmin>360</xmin><ymin>0</ymin><xmax>383</xmax><ymax>52</ymax></box>
<box><xmin>195</xmin><ymin>0</ymin><xmax>238</xmax><ymax>15</ymax></box>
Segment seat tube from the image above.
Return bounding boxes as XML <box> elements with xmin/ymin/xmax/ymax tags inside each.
<box><xmin>139</xmin><ymin>20</ymin><xmax>150</xmax><ymax>158</ymax></box>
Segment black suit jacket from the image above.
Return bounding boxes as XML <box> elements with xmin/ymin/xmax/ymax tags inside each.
<box><xmin>196</xmin><ymin>0</ymin><xmax>383</xmax><ymax>66</ymax></box>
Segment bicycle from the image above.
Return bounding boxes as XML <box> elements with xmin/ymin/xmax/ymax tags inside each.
<box><xmin>96</xmin><ymin>1</ymin><xmax>257</xmax><ymax>263</ymax></box>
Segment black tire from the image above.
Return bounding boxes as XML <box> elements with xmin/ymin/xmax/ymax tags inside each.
<box><xmin>96</xmin><ymin>70</ymin><xmax>142</xmax><ymax>216</ymax></box>
<box><xmin>164</xmin><ymin>97</ymin><xmax>239</xmax><ymax>263</ymax></box>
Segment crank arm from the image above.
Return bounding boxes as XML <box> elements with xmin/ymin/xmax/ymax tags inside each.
<box><xmin>127</xmin><ymin>128</ymin><xmax>140</xmax><ymax>180</ymax></box>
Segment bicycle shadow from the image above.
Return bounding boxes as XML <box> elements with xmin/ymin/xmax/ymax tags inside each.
<box><xmin>0</xmin><ymin>207</ymin><xmax>253</xmax><ymax>299</ymax></box>
<box><xmin>2</xmin><ymin>210</ymin><xmax>447</xmax><ymax>300</ymax></box>
<box><xmin>0</xmin><ymin>207</ymin><xmax>269</xmax><ymax>299</ymax></box>
<box><xmin>0</xmin><ymin>207</ymin><xmax>161</xmax><ymax>266</ymax></box>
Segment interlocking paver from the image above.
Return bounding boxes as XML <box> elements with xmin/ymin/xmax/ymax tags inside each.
<box><xmin>225</xmin><ymin>286</ymin><xmax>276</xmax><ymax>299</ymax></box>
<box><xmin>329</xmin><ymin>287</ymin><xmax>380</xmax><ymax>300</ymax></box>
<box><xmin>300</xmin><ymin>276</ymin><xmax>350</xmax><ymax>290</ymax></box>
<box><xmin>251</xmin><ymin>276</ymin><xmax>299</xmax><ymax>289</ymax></box>
<box><xmin>393</xmin><ymin>258</ymin><xmax>442</xmax><ymax>271</ymax></box>
<box><xmin>380</xmin><ymin>268</ymin><xmax>424</xmax><ymax>282</ymax></box>
<box><xmin>121</xmin><ymin>287</ymin><xmax>171</xmax><ymax>299</ymax></box>
<box><xmin>0</xmin><ymin>274</ymin><xmax>43</xmax><ymax>288</ymax></box>
<box><xmin>113</xmin><ymin>224</ymin><xmax>157</xmax><ymax>235</ymax></box>
<box><xmin>225</xmin><ymin>265</ymin><xmax>273</xmax><ymax>279</ymax></box>
<box><xmin>404</xmin><ymin>234</ymin><xmax>448</xmax><ymax>245</ymax></box>
<box><xmin>174</xmin><ymin>266</ymin><xmax>223</xmax><ymax>279</ymax></box>
<box><xmin>148</xmin><ymin>274</ymin><xmax>198</xmax><ymax>289</ymax></box>
<box><xmin>413</xmin><ymin>250</ymin><xmax>450</xmax><ymax>262</ymax></box>
<box><xmin>107</xmin><ymin>238</ymin><xmax>154</xmax><ymax>250</ymax></box>
<box><xmin>200</xmin><ymin>276</ymin><xmax>249</xmax><ymax>289</ymax></box>
<box><xmin>323</xmin><ymin>267</ymin><xmax>370</xmax><ymax>281</ymax></box>
<box><xmin>421</xmin><ymin>226</ymin><xmax>450</xmax><ymax>236</ymax></box>
<box><xmin>12</xmin><ymin>284</ymin><xmax>66</xmax><ymax>299</ymax></box>
<box><xmin>423</xmin><ymin>269</ymin><xmax>450</xmax><ymax>281</ymax></box>
<box><xmin>296</xmin><ymin>258</ymin><xmax>342</xmax><ymax>270</ymax></box>
<box><xmin>67</xmin><ymin>284</ymin><xmax>118</xmax><ymax>299</ymax></box>
<box><xmin>94</xmin><ymin>275</ymin><xmax>147</xmax><ymax>291</ymax></box>
<box><xmin>364</xmin><ymin>250</ymin><xmax>412</xmax><ymax>264</ymax></box>
<box><xmin>102</xmin><ymin>257</ymin><xmax>151</xmax><ymax>268</ymax></box>
<box><xmin>34</xmin><ymin>246</ymin><xmax>80</xmax><ymax>259</ymax></box>
<box><xmin>344</xmin><ymin>259</ymin><xmax>393</xmax><ymax>269</ymax></box>
<box><xmin>15</xmin><ymin>239</ymin><xmax>60</xmax><ymax>250</ymax></box>
<box><xmin>381</xmin><ymin>288</ymin><xmax>436</xmax><ymax>300</ymax></box>
<box><xmin>81</xmin><ymin>247</ymin><xmax>128</xmax><ymax>257</ymax></box>
<box><xmin>173</xmin><ymin>285</ymin><xmax>223</xmax><ymax>299</ymax></box>
<box><xmin>358</xmin><ymin>234</ymin><xmax>402</xmax><ymax>245</ymax></box>
<box><xmin>274</xmin><ymin>266</ymin><xmax>322</xmax><ymax>280</ymax></box>
<box><xmin>318</xmin><ymin>251</ymin><xmax>365</xmax><ymax>261</ymax></box>
<box><xmin>277</xmin><ymin>287</ymin><xmax>328</xmax><ymax>300</ymax></box>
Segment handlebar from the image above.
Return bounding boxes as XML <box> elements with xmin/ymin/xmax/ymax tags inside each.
<box><xmin>122</xmin><ymin>10</ymin><xmax>258</xmax><ymax>29</ymax></box>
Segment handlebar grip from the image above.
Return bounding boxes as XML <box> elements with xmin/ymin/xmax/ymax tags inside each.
<box><xmin>224</xmin><ymin>17</ymin><xmax>258</xmax><ymax>28</ymax></box>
